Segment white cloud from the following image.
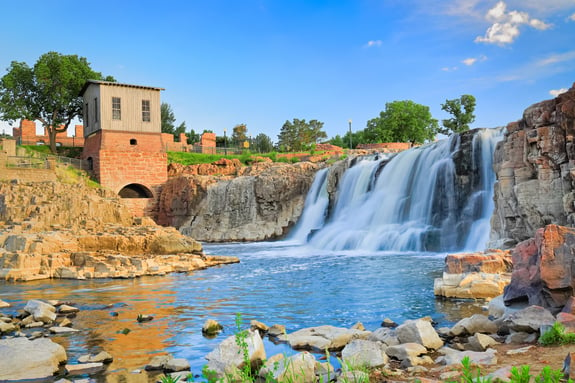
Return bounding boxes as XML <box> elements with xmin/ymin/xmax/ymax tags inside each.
<box><xmin>442</xmin><ymin>66</ymin><xmax>459</xmax><ymax>72</ymax></box>
<box><xmin>475</xmin><ymin>1</ymin><xmax>552</xmax><ymax>45</ymax></box>
<box><xmin>462</xmin><ymin>55</ymin><xmax>487</xmax><ymax>66</ymax></box>
<box><xmin>536</xmin><ymin>50</ymin><xmax>575</xmax><ymax>66</ymax></box>
<box><xmin>549</xmin><ymin>88</ymin><xmax>568</xmax><ymax>97</ymax></box>
<box><xmin>569</xmin><ymin>13</ymin><xmax>575</xmax><ymax>21</ymax></box>
<box><xmin>365</xmin><ymin>40</ymin><xmax>382</xmax><ymax>48</ymax></box>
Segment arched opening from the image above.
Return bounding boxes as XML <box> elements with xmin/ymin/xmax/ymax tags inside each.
<box><xmin>130</xmin><ymin>138</ymin><xmax>137</xmax><ymax>145</ymax></box>
<box><xmin>118</xmin><ymin>183</ymin><xmax>153</xmax><ymax>198</ymax></box>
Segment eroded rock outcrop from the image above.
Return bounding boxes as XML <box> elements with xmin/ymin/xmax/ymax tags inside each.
<box><xmin>503</xmin><ymin>224</ymin><xmax>575</xmax><ymax>313</ymax></box>
<box><xmin>159</xmin><ymin>162</ymin><xmax>321</xmax><ymax>241</ymax></box>
<box><xmin>490</xmin><ymin>83</ymin><xmax>575</xmax><ymax>248</ymax></box>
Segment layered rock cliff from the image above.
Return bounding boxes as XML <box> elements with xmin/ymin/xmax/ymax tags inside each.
<box><xmin>489</xmin><ymin>83</ymin><xmax>575</xmax><ymax>248</ymax></box>
<box><xmin>158</xmin><ymin>161</ymin><xmax>321</xmax><ymax>242</ymax></box>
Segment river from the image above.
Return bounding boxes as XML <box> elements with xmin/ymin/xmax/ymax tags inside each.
<box><xmin>0</xmin><ymin>241</ymin><xmax>484</xmax><ymax>382</ymax></box>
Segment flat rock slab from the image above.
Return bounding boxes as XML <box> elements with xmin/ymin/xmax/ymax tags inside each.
<box><xmin>0</xmin><ymin>337</ymin><xmax>67</xmax><ymax>380</ymax></box>
<box><xmin>284</xmin><ymin>325</ymin><xmax>371</xmax><ymax>351</ymax></box>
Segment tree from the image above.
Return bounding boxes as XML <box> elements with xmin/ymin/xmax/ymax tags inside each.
<box><xmin>232</xmin><ymin>123</ymin><xmax>248</xmax><ymax>147</ymax></box>
<box><xmin>253</xmin><ymin>133</ymin><xmax>274</xmax><ymax>153</ymax></box>
<box><xmin>0</xmin><ymin>51</ymin><xmax>114</xmax><ymax>153</ymax></box>
<box><xmin>161</xmin><ymin>102</ymin><xmax>176</xmax><ymax>135</ymax></box>
<box><xmin>277</xmin><ymin>118</ymin><xmax>327</xmax><ymax>152</ymax></box>
<box><xmin>366</xmin><ymin>100</ymin><xmax>438</xmax><ymax>145</ymax></box>
<box><xmin>440</xmin><ymin>94</ymin><xmax>476</xmax><ymax>135</ymax></box>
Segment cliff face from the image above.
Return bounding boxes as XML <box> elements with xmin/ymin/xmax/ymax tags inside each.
<box><xmin>489</xmin><ymin>83</ymin><xmax>575</xmax><ymax>248</ymax></box>
<box><xmin>158</xmin><ymin>161</ymin><xmax>321</xmax><ymax>242</ymax></box>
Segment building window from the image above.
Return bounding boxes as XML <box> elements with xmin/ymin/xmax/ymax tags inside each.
<box><xmin>130</xmin><ymin>138</ymin><xmax>137</xmax><ymax>145</ymax></box>
<box><xmin>85</xmin><ymin>103</ymin><xmax>89</xmax><ymax>127</ymax></box>
<box><xmin>142</xmin><ymin>100</ymin><xmax>151</xmax><ymax>122</ymax></box>
<box><xmin>112</xmin><ymin>97</ymin><xmax>121</xmax><ymax>120</ymax></box>
<box><xmin>94</xmin><ymin>98</ymin><xmax>98</xmax><ymax>123</ymax></box>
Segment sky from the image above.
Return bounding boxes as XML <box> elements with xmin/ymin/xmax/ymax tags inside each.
<box><xmin>1</xmin><ymin>0</ymin><xmax>575</xmax><ymax>142</ymax></box>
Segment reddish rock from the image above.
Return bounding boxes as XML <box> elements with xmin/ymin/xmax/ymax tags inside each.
<box><xmin>443</xmin><ymin>250</ymin><xmax>512</xmax><ymax>274</ymax></box>
<box><xmin>503</xmin><ymin>224</ymin><xmax>575</xmax><ymax>313</ymax></box>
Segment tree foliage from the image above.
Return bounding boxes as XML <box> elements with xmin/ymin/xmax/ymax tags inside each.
<box><xmin>253</xmin><ymin>133</ymin><xmax>274</xmax><ymax>153</ymax></box>
<box><xmin>161</xmin><ymin>102</ymin><xmax>176</xmax><ymax>134</ymax></box>
<box><xmin>0</xmin><ymin>51</ymin><xmax>114</xmax><ymax>153</ymax></box>
<box><xmin>440</xmin><ymin>94</ymin><xmax>476</xmax><ymax>135</ymax></box>
<box><xmin>277</xmin><ymin>118</ymin><xmax>327</xmax><ymax>152</ymax></box>
<box><xmin>365</xmin><ymin>100</ymin><xmax>438</xmax><ymax>145</ymax></box>
<box><xmin>232</xmin><ymin>124</ymin><xmax>248</xmax><ymax>147</ymax></box>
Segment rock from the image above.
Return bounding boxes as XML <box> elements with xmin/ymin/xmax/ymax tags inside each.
<box><xmin>205</xmin><ymin>329</ymin><xmax>266</xmax><ymax>378</ymax></box>
<box><xmin>351</xmin><ymin>322</ymin><xmax>365</xmax><ymax>331</ymax></box>
<box><xmin>450</xmin><ymin>314</ymin><xmax>498</xmax><ymax>336</ymax></box>
<box><xmin>503</xmin><ymin>305</ymin><xmax>555</xmax><ymax>333</ymax></box>
<box><xmin>202</xmin><ymin>319</ymin><xmax>223</xmax><ymax>336</ymax></box>
<box><xmin>488</xmin><ymin>295</ymin><xmax>527</xmax><ymax>319</ymax></box>
<box><xmin>381</xmin><ymin>318</ymin><xmax>398</xmax><ymax>328</ymax></box>
<box><xmin>268</xmin><ymin>324</ymin><xmax>286</xmax><ymax>337</ymax></box>
<box><xmin>0</xmin><ymin>299</ymin><xmax>10</xmax><ymax>308</ymax></box>
<box><xmin>341</xmin><ymin>339</ymin><xmax>388</xmax><ymax>368</ymax></box>
<box><xmin>368</xmin><ymin>327</ymin><xmax>399</xmax><ymax>346</ymax></box>
<box><xmin>489</xmin><ymin>84</ymin><xmax>575</xmax><ymax>249</ymax></box>
<box><xmin>467</xmin><ymin>333</ymin><xmax>499</xmax><ymax>351</ymax></box>
<box><xmin>504</xmin><ymin>225</ymin><xmax>575</xmax><ymax>313</ymax></box>
<box><xmin>386</xmin><ymin>343</ymin><xmax>427</xmax><ymax>360</ymax></box>
<box><xmin>0</xmin><ymin>321</ymin><xmax>17</xmax><ymax>334</ymax></box>
<box><xmin>264</xmin><ymin>352</ymin><xmax>316</xmax><ymax>383</ymax></box>
<box><xmin>0</xmin><ymin>337</ymin><xmax>67</xmax><ymax>380</ymax></box>
<box><xmin>505</xmin><ymin>345</ymin><xmax>534</xmax><ymax>355</ymax></box>
<box><xmin>337</xmin><ymin>370</ymin><xmax>369</xmax><ymax>383</ymax></box>
<box><xmin>486</xmin><ymin>366</ymin><xmax>514</xmax><ymax>382</ymax></box>
<box><xmin>250</xmin><ymin>320</ymin><xmax>269</xmax><ymax>333</ymax></box>
<box><xmin>396</xmin><ymin>319</ymin><xmax>443</xmax><ymax>350</ymax></box>
<box><xmin>58</xmin><ymin>304</ymin><xmax>80</xmax><ymax>314</ymax></box>
<box><xmin>165</xmin><ymin>162</ymin><xmax>321</xmax><ymax>241</ymax></box>
<box><xmin>164</xmin><ymin>358</ymin><xmax>191</xmax><ymax>372</ymax></box>
<box><xmin>137</xmin><ymin>314</ymin><xmax>154</xmax><ymax>323</ymax></box>
<box><xmin>65</xmin><ymin>362</ymin><xmax>104</xmax><ymax>375</ymax></box>
<box><xmin>58</xmin><ymin>317</ymin><xmax>73</xmax><ymax>327</ymax></box>
<box><xmin>505</xmin><ymin>331</ymin><xmax>538</xmax><ymax>344</ymax></box>
<box><xmin>49</xmin><ymin>326</ymin><xmax>80</xmax><ymax>334</ymax></box>
<box><xmin>78</xmin><ymin>351</ymin><xmax>113</xmax><ymax>364</ymax></box>
<box><xmin>284</xmin><ymin>325</ymin><xmax>371</xmax><ymax>352</ymax></box>
<box><xmin>437</xmin><ymin>348</ymin><xmax>497</xmax><ymax>366</ymax></box>
<box><xmin>24</xmin><ymin>300</ymin><xmax>56</xmax><ymax>323</ymax></box>
<box><xmin>145</xmin><ymin>355</ymin><xmax>173</xmax><ymax>371</ymax></box>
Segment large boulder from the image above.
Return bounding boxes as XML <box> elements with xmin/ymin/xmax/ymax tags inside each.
<box><xmin>396</xmin><ymin>319</ymin><xmax>443</xmax><ymax>350</ymax></box>
<box><xmin>23</xmin><ymin>299</ymin><xmax>56</xmax><ymax>323</ymax></box>
<box><xmin>263</xmin><ymin>352</ymin><xmax>316</xmax><ymax>383</ymax></box>
<box><xmin>0</xmin><ymin>337</ymin><xmax>67</xmax><ymax>380</ymax></box>
<box><xmin>503</xmin><ymin>305</ymin><xmax>556</xmax><ymax>333</ymax></box>
<box><xmin>503</xmin><ymin>225</ymin><xmax>575</xmax><ymax>313</ymax></box>
<box><xmin>205</xmin><ymin>329</ymin><xmax>266</xmax><ymax>379</ymax></box>
<box><xmin>450</xmin><ymin>314</ymin><xmax>498</xmax><ymax>336</ymax></box>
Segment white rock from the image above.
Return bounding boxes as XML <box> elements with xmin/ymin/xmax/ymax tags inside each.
<box><xmin>0</xmin><ymin>299</ymin><xmax>11</xmax><ymax>308</ymax></box>
<box><xmin>58</xmin><ymin>304</ymin><xmax>80</xmax><ymax>314</ymax></box>
<box><xmin>164</xmin><ymin>358</ymin><xmax>191</xmax><ymax>372</ymax></box>
<box><xmin>65</xmin><ymin>362</ymin><xmax>104</xmax><ymax>375</ymax></box>
<box><xmin>396</xmin><ymin>319</ymin><xmax>443</xmax><ymax>350</ymax></box>
<box><xmin>341</xmin><ymin>339</ymin><xmax>388</xmax><ymax>368</ymax></box>
<box><xmin>386</xmin><ymin>342</ymin><xmax>427</xmax><ymax>361</ymax></box>
<box><xmin>49</xmin><ymin>326</ymin><xmax>79</xmax><ymax>334</ymax></box>
<box><xmin>0</xmin><ymin>337</ymin><xmax>67</xmax><ymax>380</ymax></box>
<box><xmin>205</xmin><ymin>329</ymin><xmax>266</xmax><ymax>378</ymax></box>
<box><xmin>266</xmin><ymin>352</ymin><xmax>316</xmax><ymax>383</ymax></box>
<box><xmin>286</xmin><ymin>325</ymin><xmax>371</xmax><ymax>351</ymax></box>
<box><xmin>24</xmin><ymin>300</ymin><xmax>56</xmax><ymax>323</ymax></box>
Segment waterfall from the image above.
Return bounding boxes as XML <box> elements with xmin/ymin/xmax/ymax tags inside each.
<box><xmin>293</xmin><ymin>128</ymin><xmax>503</xmax><ymax>252</ymax></box>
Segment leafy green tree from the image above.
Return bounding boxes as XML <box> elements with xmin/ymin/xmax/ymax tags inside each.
<box><xmin>161</xmin><ymin>102</ymin><xmax>176</xmax><ymax>135</ymax></box>
<box><xmin>277</xmin><ymin>118</ymin><xmax>327</xmax><ymax>152</ymax></box>
<box><xmin>232</xmin><ymin>123</ymin><xmax>248</xmax><ymax>147</ymax></box>
<box><xmin>253</xmin><ymin>133</ymin><xmax>274</xmax><ymax>153</ymax></box>
<box><xmin>440</xmin><ymin>94</ymin><xmax>476</xmax><ymax>134</ymax></box>
<box><xmin>329</xmin><ymin>134</ymin><xmax>345</xmax><ymax>148</ymax></box>
<box><xmin>366</xmin><ymin>100</ymin><xmax>438</xmax><ymax>145</ymax></box>
<box><xmin>0</xmin><ymin>51</ymin><xmax>114</xmax><ymax>153</ymax></box>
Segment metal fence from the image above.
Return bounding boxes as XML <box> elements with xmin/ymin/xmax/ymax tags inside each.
<box><xmin>4</xmin><ymin>154</ymin><xmax>87</xmax><ymax>171</ymax></box>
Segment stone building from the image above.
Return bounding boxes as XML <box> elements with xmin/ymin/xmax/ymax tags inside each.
<box><xmin>80</xmin><ymin>80</ymin><xmax>167</xmax><ymax>216</ymax></box>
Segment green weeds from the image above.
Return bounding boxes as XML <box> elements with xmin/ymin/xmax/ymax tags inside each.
<box><xmin>539</xmin><ymin>322</ymin><xmax>575</xmax><ymax>346</ymax></box>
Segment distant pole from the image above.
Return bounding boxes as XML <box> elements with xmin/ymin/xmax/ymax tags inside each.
<box><xmin>348</xmin><ymin>119</ymin><xmax>352</xmax><ymax>149</ymax></box>
<box><xmin>72</xmin><ymin>134</ymin><xmax>75</xmax><ymax>147</ymax></box>
<box><xmin>224</xmin><ymin>128</ymin><xmax>227</xmax><ymax>155</ymax></box>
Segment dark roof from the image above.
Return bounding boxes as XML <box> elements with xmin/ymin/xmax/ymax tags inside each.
<box><xmin>79</xmin><ymin>80</ymin><xmax>164</xmax><ymax>96</ymax></box>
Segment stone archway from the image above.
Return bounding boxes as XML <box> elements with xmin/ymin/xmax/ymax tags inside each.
<box><xmin>118</xmin><ymin>183</ymin><xmax>153</xmax><ymax>198</ymax></box>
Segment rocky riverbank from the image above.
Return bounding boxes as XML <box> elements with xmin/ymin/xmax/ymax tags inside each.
<box><xmin>1</xmin><ymin>295</ymin><xmax>573</xmax><ymax>382</ymax></box>
<box><xmin>0</xmin><ymin>178</ymin><xmax>238</xmax><ymax>281</ymax></box>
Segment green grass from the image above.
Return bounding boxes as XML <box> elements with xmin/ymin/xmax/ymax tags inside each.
<box><xmin>539</xmin><ymin>322</ymin><xmax>575</xmax><ymax>345</ymax></box>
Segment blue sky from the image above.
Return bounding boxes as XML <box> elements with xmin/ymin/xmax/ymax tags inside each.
<box><xmin>1</xmin><ymin>0</ymin><xmax>574</xmax><ymax>142</ymax></box>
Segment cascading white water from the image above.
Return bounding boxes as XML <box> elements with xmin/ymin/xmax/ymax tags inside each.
<box><xmin>293</xmin><ymin>128</ymin><xmax>503</xmax><ymax>252</ymax></box>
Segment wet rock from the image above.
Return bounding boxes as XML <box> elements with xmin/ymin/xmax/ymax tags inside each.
<box><xmin>49</xmin><ymin>326</ymin><xmax>80</xmax><ymax>334</ymax></box>
<box><xmin>0</xmin><ymin>299</ymin><xmax>10</xmax><ymax>308</ymax></box>
<box><xmin>145</xmin><ymin>355</ymin><xmax>172</xmax><ymax>371</ymax></box>
<box><xmin>0</xmin><ymin>321</ymin><xmax>16</xmax><ymax>334</ymax></box>
<box><xmin>381</xmin><ymin>318</ymin><xmax>398</xmax><ymax>328</ymax></box>
<box><xmin>65</xmin><ymin>362</ymin><xmax>104</xmax><ymax>375</ymax></box>
<box><xmin>78</xmin><ymin>351</ymin><xmax>113</xmax><ymax>364</ymax></box>
<box><xmin>268</xmin><ymin>324</ymin><xmax>286</xmax><ymax>337</ymax></box>
<box><xmin>341</xmin><ymin>339</ymin><xmax>388</xmax><ymax>368</ymax></box>
<box><xmin>396</xmin><ymin>319</ymin><xmax>443</xmax><ymax>350</ymax></box>
<box><xmin>164</xmin><ymin>358</ymin><xmax>191</xmax><ymax>372</ymax></box>
<box><xmin>202</xmin><ymin>319</ymin><xmax>223</xmax><ymax>336</ymax></box>
<box><xmin>250</xmin><ymin>320</ymin><xmax>269</xmax><ymax>333</ymax></box>
<box><xmin>24</xmin><ymin>300</ymin><xmax>56</xmax><ymax>323</ymax></box>
<box><xmin>58</xmin><ymin>304</ymin><xmax>80</xmax><ymax>314</ymax></box>
<box><xmin>0</xmin><ymin>337</ymin><xmax>67</xmax><ymax>380</ymax></box>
